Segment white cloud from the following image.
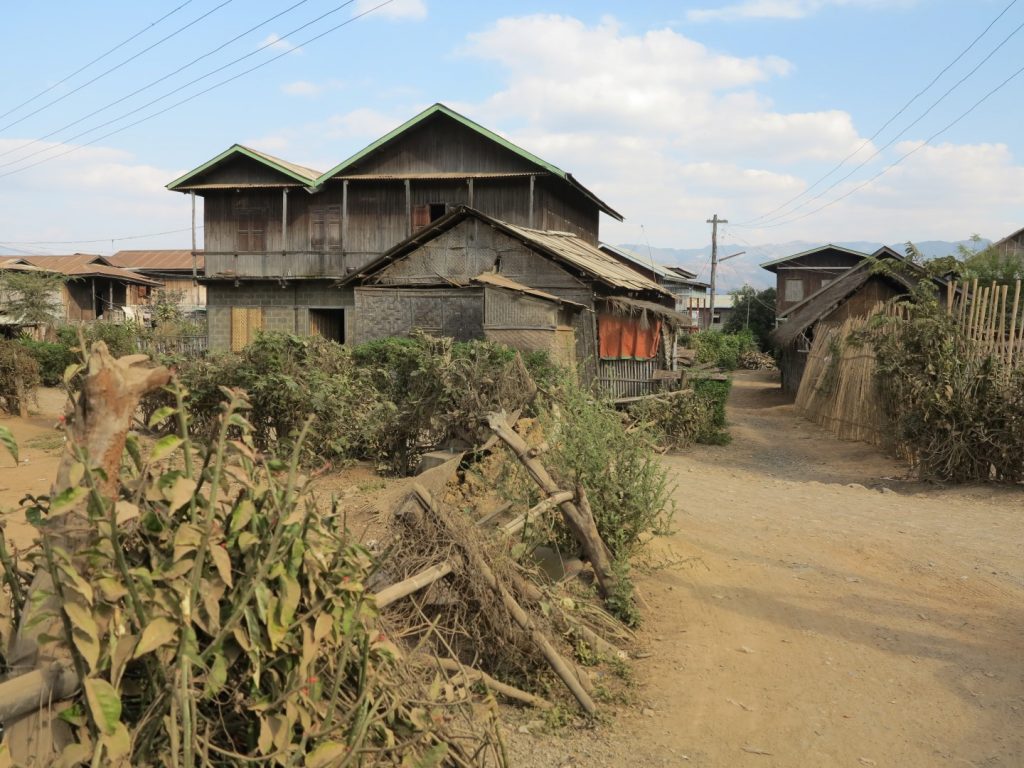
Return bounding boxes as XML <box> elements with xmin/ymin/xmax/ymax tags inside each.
<box><xmin>688</xmin><ymin>0</ymin><xmax>918</xmax><ymax>22</ymax></box>
<box><xmin>261</xmin><ymin>33</ymin><xmax>301</xmax><ymax>53</ymax></box>
<box><xmin>0</xmin><ymin>140</ymin><xmax>195</xmax><ymax>253</ymax></box>
<box><xmin>355</xmin><ymin>0</ymin><xmax>426</xmax><ymax>21</ymax></box>
<box><xmin>454</xmin><ymin>13</ymin><xmax>1024</xmax><ymax>259</ymax></box>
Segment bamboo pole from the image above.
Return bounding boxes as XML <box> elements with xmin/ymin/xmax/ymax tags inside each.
<box><xmin>988</xmin><ymin>281</ymin><xmax>999</xmax><ymax>351</ymax></box>
<box><xmin>946</xmin><ymin>279</ymin><xmax>956</xmax><ymax>315</ymax></box>
<box><xmin>998</xmin><ymin>285</ymin><xmax>1009</xmax><ymax>364</ymax></box>
<box><xmin>373</xmin><ymin>562</ymin><xmax>454</xmax><ymax>609</ymax></box>
<box><xmin>426</xmin><ymin>657</ymin><xmax>553</xmax><ymax>710</ymax></box>
<box><xmin>1009</xmin><ymin>280</ymin><xmax>1021</xmax><ymax>369</ymax></box>
<box><xmin>501</xmin><ymin>490</ymin><xmax>575</xmax><ymax>536</ymax></box>
<box><xmin>411</xmin><ymin>484</ymin><xmax>597</xmax><ymax>716</ymax></box>
<box><xmin>487</xmin><ymin>413</ymin><xmax>618</xmax><ymax>602</ymax></box>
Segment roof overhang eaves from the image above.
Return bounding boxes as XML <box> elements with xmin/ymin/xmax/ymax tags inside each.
<box><xmin>166</xmin><ymin>144</ymin><xmax>319</xmax><ymax>191</ymax></box>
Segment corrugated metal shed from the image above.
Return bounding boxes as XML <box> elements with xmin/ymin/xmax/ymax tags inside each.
<box><xmin>599</xmin><ymin>243</ymin><xmax>707</xmax><ymax>287</ymax></box>
<box><xmin>109</xmin><ymin>250</ymin><xmax>205</xmax><ymax>272</ymax></box>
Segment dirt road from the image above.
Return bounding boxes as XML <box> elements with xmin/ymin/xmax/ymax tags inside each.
<box><xmin>511</xmin><ymin>370</ymin><xmax>1024</xmax><ymax>767</ymax></box>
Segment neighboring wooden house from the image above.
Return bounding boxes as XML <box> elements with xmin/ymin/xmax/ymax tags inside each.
<box><xmin>761</xmin><ymin>244</ymin><xmax>870</xmax><ymax>316</ymax></box>
<box><xmin>166</xmin><ymin>103</ymin><xmax>622</xmax><ymax>352</ymax></box>
<box><xmin>0</xmin><ymin>254</ymin><xmax>161</xmax><ymax>323</ymax></box>
<box><xmin>990</xmin><ymin>226</ymin><xmax>1024</xmax><ymax>261</ymax></box>
<box><xmin>342</xmin><ymin>206</ymin><xmax>689</xmax><ymax>397</ymax></box>
<box><xmin>598</xmin><ymin>244</ymin><xmax>710</xmax><ymax>328</ymax></box>
<box><xmin>770</xmin><ymin>247</ymin><xmax>941</xmax><ymax>397</ymax></box>
<box><xmin>108</xmin><ymin>250</ymin><xmax>206</xmax><ymax>310</ymax></box>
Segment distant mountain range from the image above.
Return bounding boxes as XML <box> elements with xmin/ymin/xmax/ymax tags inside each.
<box><xmin>615</xmin><ymin>239</ymin><xmax>987</xmax><ymax>292</ymax></box>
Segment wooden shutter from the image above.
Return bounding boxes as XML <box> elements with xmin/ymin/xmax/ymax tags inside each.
<box><xmin>237</xmin><ymin>210</ymin><xmax>266</xmax><ymax>252</ymax></box>
<box><xmin>411</xmin><ymin>205</ymin><xmax>431</xmax><ymax>232</ymax></box>
<box><xmin>310</xmin><ymin>207</ymin><xmax>325</xmax><ymax>251</ymax></box>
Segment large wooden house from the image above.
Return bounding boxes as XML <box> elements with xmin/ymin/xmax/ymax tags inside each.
<box><xmin>761</xmin><ymin>244</ymin><xmax>870</xmax><ymax>316</ymax></box>
<box><xmin>166</xmin><ymin>103</ymin><xmax>623</xmax><ymax>352</ymax></box>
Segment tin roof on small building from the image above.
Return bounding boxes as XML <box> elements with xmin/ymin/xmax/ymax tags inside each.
<box><xmin>6</xmin><ymin>254</ymin><xmax>162</xmax><ymax>286</ymax></box>
<box><xmin>166</xmin><ymin>144</ymin><xmax>322</xmax><ymax>191</ymax></box>
<box><xmin>109</xmin><ymin>250</ymin><xmax>204</xmax><ymax>272</ymax></box>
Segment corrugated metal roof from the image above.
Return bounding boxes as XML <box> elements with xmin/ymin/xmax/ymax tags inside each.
<box><xmin>12</xmin><ymin>254</ymin><xmax>162</xmax><ymax>286</ymax></box>
<box><xmin>472</xmin><ymin>272</ymin><xmax>586</xmax><ymax>309</ymax></box>
<box><xmin>346</xmin><ymin>206</ymin><xmax>668</xmax><ymax>297</ymax></box>
<box><xmin>109</xmin><ymin>250</ymin><xmax>204</xmax><ymax>271</ymax></box>
<box><xmin>166</xmin><ymin>144</ymin><xmax>321</xmax><ymax>191</ymax></box>
<box><xmin>760</xmin><ymin>243</ymin><xmax>869</xmax><ymax>272</ymax></box>
<box><xmin>599</xmin><ymin>243</ymin><xmax>705</xmax><ymax>286</ymax></box>
<box><xmin>502</xmin><ymin>222</ymin><xmax>668</xmax><ymax>295</ymax></box>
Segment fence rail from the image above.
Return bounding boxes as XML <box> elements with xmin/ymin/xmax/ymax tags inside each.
<box><xmin>137</xmin><ymin>335</ymin><xmax>207</xmax><ymax>358</ymax></box>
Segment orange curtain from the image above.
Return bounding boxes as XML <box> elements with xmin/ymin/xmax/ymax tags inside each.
<box><xmin>598</xmin><ymin>314</ymin><xmax>662</xmax><ymax>360</ymax></box>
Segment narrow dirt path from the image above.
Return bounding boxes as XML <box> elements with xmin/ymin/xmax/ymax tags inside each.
<box><xmin>511</xmin><ymin>370</ymin><xmax>1024</xmax><ymax>767</ymax></box>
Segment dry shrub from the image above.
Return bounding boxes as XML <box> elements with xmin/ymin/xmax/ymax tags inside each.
<box><xmin>872</xmin><ymin>292</ymin><xmax>1024</xmax><ymax>482</ymax></box>
<box><xmin>4</xmin><ymin>386</ymin><xmax>503</xmax><ymax>766</ymax></box>
<box><xmin>382</xmin><ymin>487</ymin><xmax>552</xmax><ymax>691</ymax></box>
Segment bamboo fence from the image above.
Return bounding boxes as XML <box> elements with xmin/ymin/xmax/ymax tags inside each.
<box><xmin>794</xmin><ymin>278</ymin><xmax>1024</xmax><ymax>446</ymax></box>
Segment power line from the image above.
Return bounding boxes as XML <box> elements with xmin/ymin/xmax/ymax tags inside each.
<box><xmin>0</xmin><ymin>0</ymin><xmax>362</xmax><ymax>173</ymax></box>
<box><xmin>741</xmin><ymin>13</ymin><xmax>1024</xmax><ymax>228</ymax></box>
<box><xmin>750</xmin><ymin>61</ymin><xmax>1024</xmax><ymax>230</ymax></box>
<box><xmin>0</xmin><ymin>0</ymin><xmax>312</xmax><ymax>163</ymax></box>
<box><xmin>737</xmin><ymin>0</ymin><xmax>1021</xmax><ymax>227</ymax></box>
<box><xmin>0</xmin><ymin>0</ymin><xmax>395</xmax><ymax>182</ymax></box>
<box><xmin>0</xmin><ymin>1</ymin><xmax>196</xmax><ymax>122</ymax></box>
<box><xmin>0</xmin><ymin>0</ymin><xmax>236</xmax><ymax>135</ymax></box>
<box><xmin>2</xmin><ymin>225</ymin><xmax>205</xmax><ymax>246</ymax></box>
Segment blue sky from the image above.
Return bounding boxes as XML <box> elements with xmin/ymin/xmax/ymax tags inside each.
<box><xmin>0</xmin><ymin>0</ymin><xmax>1021</xmax><ymax>259</ymax></box>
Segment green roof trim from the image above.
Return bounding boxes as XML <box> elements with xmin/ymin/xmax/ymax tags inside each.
<box><xmin>314</xmin><ymin>103</ymin><xmax>622</xmax><ymax>220</ymax></box>
<box><xmin>166</xmin><ymin>144</ymin><xmax>321</xmax><ymax>190</ymax></box>
<box><xmin>759</xmin><ymin>243</ymin><xmax>870</xmax><ymax>271</ymax></box>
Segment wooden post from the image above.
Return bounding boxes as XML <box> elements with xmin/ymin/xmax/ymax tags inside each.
<box><xmin>528</xmin><ymin>174</ymin><xmax>535</xmax><ymax>228</ymax></box>
<box><xmin>467</xmin><ymin>177</ymin><xmax>474</xmax><ymax>208</ymax></box>
<box><xmin>191</xmin><ymin>190</ymin><xmax>198</xmax><ymax>293</ymax></box>
<box><xmin>946</xmin><ymin>280</ymin><xmax>956</xmax><ymax>315</ymax></box>
<box><xmin>281</xmin><ymin>188</ymin><xmax>288</xmax><ymax>255</ymax></box>
<box><xmin>405</xmin><ymin>178</ymin><xmax>412</xmax><ymax>238</ymax></box>
<box><xmin>341</xmin><ymin>179</ymin><xmax>349</xmax><ymax>255</ymax></box>
<box><xmin>1008</xmin><ymin>280</ymin><xmax>1021</xmax><ymax>369</ymax></box>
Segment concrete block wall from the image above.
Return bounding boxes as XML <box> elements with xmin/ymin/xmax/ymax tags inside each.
<box><xmin>207</xmin><ymin>280</ymin><xmax>352</xmax><ymax>351</ymax></box>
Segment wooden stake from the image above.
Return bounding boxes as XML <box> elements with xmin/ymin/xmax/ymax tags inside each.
<box><xmin>998</xmin><ymin>284</ymin><xmax>1009</xmax><ymax>364</ymax></box>
<box><xmin>426</xmin><ymin>657</ymin><xmax>553</xmax><ymax>710</ymax></box>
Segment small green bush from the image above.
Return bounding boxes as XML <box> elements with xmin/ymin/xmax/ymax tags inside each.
<box><xmin>688</xmin><ymin>329</ymin><xmax>757</xmax><ymax>370</ymax></box>
<box><xmin>0</xmin><ymin>339</ymin><xmax>41</xmax><ymax>414</ymax></box>
<box><xmin>18</xmin><ymin>337</ymin><xmax>75</xmax><ymax>386</ymax></box>
<box><xmin>692</xmin><ymin>378</ymin><xmax>731</xmax><ymax>429</ymax></box>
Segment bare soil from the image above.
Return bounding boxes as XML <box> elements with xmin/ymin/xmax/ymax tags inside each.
<box><xmin>505</xmin><ymin>370</ymin><xmax>1024</xmax><ymax>767</ymax></box>
<box><xmin>5</xmin><ymin>378</ymin><xmax>1022</xmax><ymax>766</ymax></box>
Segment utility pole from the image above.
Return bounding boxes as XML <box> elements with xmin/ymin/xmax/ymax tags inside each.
<box><xmin>706</xmin><ymin>214</ymin><xmax>727</xmax><ymax>329</ymax></box>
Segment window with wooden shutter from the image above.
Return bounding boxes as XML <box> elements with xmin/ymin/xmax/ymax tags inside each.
<box><xmin>411</xmin><ymin>204</ymin><xmax>431</xmax><ymax>232</ymax></box>
<box><xmin>784</xmin><ymin>279</ymin><xmax>804</xmax><ymax>303</ymax></box>
<box><xmin>310</xmin><ymin>205</ymin><xmax>342</xmax><ymax>251</ymax></box>
<box><xmin>230</xmin><ymin>307</ymin><xmax>264</xmax><ymax>351</ymax></box>
<box><xmin>236</xmin><ymin>209</ymin><xmax>266</xmax><ymax>252</ymax></box>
